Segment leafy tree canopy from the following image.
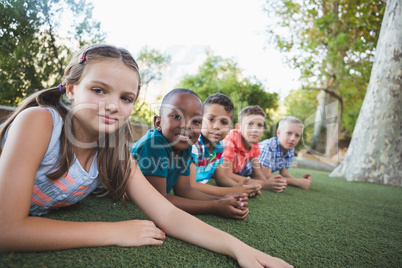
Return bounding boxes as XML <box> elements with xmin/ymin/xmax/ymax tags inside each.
<box><xmin>0</xmin><ymin>0</ymin><xmax>105</xmax><ymax>106</ymax></box>
<box><xmin>177</xmin><ymin>50</ymin><xmax>279</xmax><ymax>137</ymax></box>
<box><xmin>131</xmin><ymin>47</ymin><xmax>171</xmax><ymax>126</ymax></box>
<box><xmin>265</xmin><ymin>0</ymin><xmax>385</xmax><ymax>138</ymax></box>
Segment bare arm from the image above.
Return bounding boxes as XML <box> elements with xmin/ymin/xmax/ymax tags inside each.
<box><xmin>280</xmin><ymin>168</ymin><xmax>312</xmax><ymax>190</ymax></box>
<box><xmin>250</xmin><ymin>157</ymin><xmax>266</xmax><ymax>180</ymax></box>
<box><xmin>189</xmin><ymin>163</ymin><xmax>260</xmax><ymax>197</ymax></box>
<box><xmin>127</xmin><ymin>161</ymin><xmax>292</xmax><ymax>268</ymax></box>
<box><xmin>144</xmin><ymin>171</ymin><xmax>248</xmax><ymax>219</ymax></box>
<box><xmin>214</xmin><ymin>161</ymin><xmax>245</xmax><ymax>186</ymax></box>
<box><xmin>174</xmin><ymin>163</ymin><xmax>220</xmax><ymax>200</ymax></box>
<box><xmin>258</xmin><ymin>165</ymin><xmax>288</xmax><ymax>193</ymax></box>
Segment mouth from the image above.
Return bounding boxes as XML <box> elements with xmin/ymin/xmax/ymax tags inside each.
<box><xmin>99</xmin><ymin>115</ymin><xmax>118</xmax><ymax>124</ymax></box>
<box><xmin>210</xmin><ymin>132</ymin><xmax>221</xmax><ymax>139</ymax></box>
<box><xmin>175</xmin><ymin>133</ymin><xmax>191</xmax><ymax>142</ymax></box>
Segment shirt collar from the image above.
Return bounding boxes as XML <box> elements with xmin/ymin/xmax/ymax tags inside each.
<box><xmin>232</xmin><ymin>129</ymin><xmax>258</xmax><ymax>153</ymax></box>
<box><xmin>200</xmin><ymin>134</ymin><xmax>224</xmax><ymax>155</ymax></box>
<box><xmin>275</xmin><ymin>137</ymin><xmax>293</xmax><ymax>158</ymax></box>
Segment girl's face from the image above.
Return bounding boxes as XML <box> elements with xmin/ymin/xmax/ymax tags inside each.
<box><xmin>67</xmin><ymin>59</ymin><xmax>139</xmax><ymax>142</ymax></box>
<box><xmin>155</xmin><ymin>93</ymin><xmax>203</xmax><ymax>153</ymax></box>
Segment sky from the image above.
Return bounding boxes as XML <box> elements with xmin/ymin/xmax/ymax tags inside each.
<box><xmin>91</xmin><ymin>0</ymin><xmax>300</xmax><ymax>102</ymax></box>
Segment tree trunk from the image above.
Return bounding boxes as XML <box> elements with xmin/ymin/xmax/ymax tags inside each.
<box><xmin>330</xmin><ymin>0</ymin><xmax>402</xmax><ymax>186</ymax></box>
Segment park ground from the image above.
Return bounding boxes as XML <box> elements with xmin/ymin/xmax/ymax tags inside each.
<box><xmin>0</xmin><ymin>166</ymin><xmax>401</xmax><ymax>268</ymax></box>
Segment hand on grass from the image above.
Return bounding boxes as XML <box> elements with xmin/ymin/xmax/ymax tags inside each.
<box><xmin>297</xmin><ymin>174</ymin><xmax>312</xmax><ymax>190</ymax></box>
<box><xmin>264</xmin><ymin>175</ymin><xmax>287</xmax><ymax>193</ymax></box>
<box><xmin>113</xmin><ymin>220</ymin><xmax>165</xmax><ymax>247</ymax></box>
<box><xmin>233</xmin><ymin>177</ymin><xmax>262</xmax><ymax>198</ymax></box>
<box><xmin>236</xmin><ymin>246</ymin><xmax>293</xmax><ymax>268</ymax></box>
<box><xmin>215</xmin><ymin>193</ymin><xmax>249</xmax><ymax>220</ymax></box>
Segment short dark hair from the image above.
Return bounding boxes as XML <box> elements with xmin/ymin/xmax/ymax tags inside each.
<box><xmin>160</xmin><ymin>88</ymin><xmax>201</xmax><ymax>115</ymax></box>
<box><xmin>238</xmin><ymin>105</ymin><xmax>266</xmax><ymax>122</ymax></box>
<box><xmin>203</xmin><ymin>93</ymin><xmax>234</xmax><ymax>118</ymax></box>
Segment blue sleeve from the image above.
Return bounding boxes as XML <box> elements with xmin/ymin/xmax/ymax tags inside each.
<box><xmin>285</xmin><ymin>149</ymin><xmax>295</xmax><ymax>169</ymax></box>
<box><xmin>180</xmin><ymin>148</ymin><xmax>193</xmax><ymax>176</ymax></box>
<box><xmin>259</xmin><ymin>140</ymin><xmax>276</xmax><ymax>169</ymax></box>
<box><xmin>190</xmin><ymin>144</ymin><xmax>199</xmax><ymax>164</ymax></box>
<box><xmin>131</xmin><ymin>138</ymin><xmax>169</xmax><ymax>178</ymax></box>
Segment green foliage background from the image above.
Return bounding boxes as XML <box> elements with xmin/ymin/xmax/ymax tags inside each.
<box><xmin>267</xmin><ymin>0</ymin><xmax>385</xmax><ymax>139</ymax></box>
<box><xmin>177</xmin><ymin>50</ymin><xmax>280</xmax><ymax>138</ymax></box>
<box><xmin>0</xmin><ymin>0</ymin><xmax>106</xmax><ymax>106</ymax></box>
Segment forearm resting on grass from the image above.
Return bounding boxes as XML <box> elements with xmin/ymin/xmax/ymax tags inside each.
<box><xmin>280</xmin><ymin>169</ymin><xmax>312</xmax><ymax>190</ymax></box>
<box><xmin>144</xmin><ymin>173</ymin><xmax>249</xmax><ymax>219</ymax></box>
<box><xmin>127</xmin><ymin>163</ymin><xmax>292</xmax><ymax>268</ymax></box>
<box><xmin>260</xmin><ymin>165</ymin><xmax>288</xmax><ymax>192</ymax></box>
<box><xmin>214</xmin><ymin>161</ymin><xmax>246</xmax><ymax>186</ymax></box>
<box><xmin>189</xmin><ymin>172</ymin><xmax>261</xmax><ymax>198</ymax></box>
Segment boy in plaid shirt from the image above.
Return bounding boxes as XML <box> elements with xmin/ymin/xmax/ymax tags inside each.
<box><xmin>259</xmin><ymin>116</ymin><xmax>312</xmax><ymax>189</ymax></box>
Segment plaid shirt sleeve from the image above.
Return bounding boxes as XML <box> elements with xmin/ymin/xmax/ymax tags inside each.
<box><xmin>259</xmin><ymin>139</ymin><xmax>276</xmax><ymax>170</ymax></box>
<box><xmin>285</xmin><ymin>149</ymin><xmax>295</xmax><ymax>168</ymax></box>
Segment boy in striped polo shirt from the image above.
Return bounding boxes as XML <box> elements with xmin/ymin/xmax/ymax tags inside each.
<box><xmin>190</xmin><ymin>93</ymin><xmax>261</xmax><ymax>197</ymax></box>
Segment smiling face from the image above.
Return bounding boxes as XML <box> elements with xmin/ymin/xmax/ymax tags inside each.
<box><xmin>66</xmin><ymin>59</ymin><xmax>139</xmax><ymax>142</ymax></box>
<box><xmin>237</xmin><ymin>114</ymin><xmax>265</xmax><ymax>147</ymax></box>
<box><xmin>155</xmin><ymin>92</ymin><xmax>203</xmax><ymax>153</ymax></box>
<box><xmin>201</xmin><ymin>104</ymin><xmax>232</xmax><ymax>146</ymax></box>
<box><xmin>277</xmin><ymin>122</ymin><xmax>303</xmax><ymax>153</ymax></box>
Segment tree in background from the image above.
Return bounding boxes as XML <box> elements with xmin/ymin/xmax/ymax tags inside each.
<box><xmin>131</xmin><ymin>47</ymin><xmax>171</xmax><ymax>126</ymax></box>
<box><xmin>177</xmin><ymin>50</ymin><xmax>279</xmax><ymax>138</ymax></box>
<box><xmin>330</xmin><ymin>0</ymin><xmax>402</xmax><ymax>186</ymax></box>
<box><xmin>0</xmin><ymin>0</ymin><xmax>105</xmax><ymax>106</ymax></box>
<box><xmin>284</xmin><ymin>88</ymin><xmax>318</xmax><ymax>151</ymax></box>
<box><xmin>265</xmin><ymin>0</ymin><xmax>385</xmax><ymax>156</ymax></box>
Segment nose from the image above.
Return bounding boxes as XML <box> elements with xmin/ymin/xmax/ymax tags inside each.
<box><xmin>105</xmin><ymin>96</ymin><xmax>119</xmax><ymax>112</ymax></box>
<box><xmin>212</xmin><ymin>121</ymin><xmax>220</xmax><ymax>130</ymax></box>
<box><xmin>107</xmin><ymin>103</ymin><xmax>117</xmax><ymax>112</ymax></box>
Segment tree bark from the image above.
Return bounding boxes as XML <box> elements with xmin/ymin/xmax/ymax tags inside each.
<box><xmin>330</xmin><ymin>0</ymin><xmax>402</xmax><ymax>186</ymax></box>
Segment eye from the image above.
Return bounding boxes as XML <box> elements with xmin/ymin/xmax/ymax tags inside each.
<box><xmin>192</xmin><ymin>119</ymin><xmax>202</xmax><ymax>125</ymax></box>
<box><xmin>208</xmin><ymin>117</ymin><xmax>215</xmax><ymax>122</ymax></box>
<box><xmin>221</xmin><ymin>119</ymin><xmax>229</xmax><ymax>125</ymax></box>
<box><xmin>248</xmin><ymin>122</ymin><xmax>253</xmax><ymax>126</ymax></box>
<box><xmin>121</xmin><ymin>96</ymin><xmax>134</xmax><ymax>103</ymax></box>
<box><xmin>92</xmin><ymin>88</ymin><xmax>104</xmax><ymax>94</ymax></box>
<box><xmin>171</xmin><ymin>114</ymin><xmax>181</xmax><ymax>120</ymax></box>
<box><xmin>258</xmin><ymin>123</ymin><xmax>264</xmax><ymax>127</ymax></box>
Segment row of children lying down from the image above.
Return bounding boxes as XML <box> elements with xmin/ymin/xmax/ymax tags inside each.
<box><xmin>0</xmin><ymin>44</ymin><xmax>307</xmax><ymax>268</ymax></box>
<box><xmin>131</xmin><ymin>89</ymin><xmax>312</xmax><ymax>220</ymax></box>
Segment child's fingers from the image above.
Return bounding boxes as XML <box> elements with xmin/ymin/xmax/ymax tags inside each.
<box><xmin>231</xmin><ymin>207</ymin><xmax>249</xmax><ymax>219</ymax></box>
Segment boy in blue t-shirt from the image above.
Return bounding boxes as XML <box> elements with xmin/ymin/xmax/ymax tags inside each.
<box><xmin>131</xmin><ymin>88</ymin><xmax>249</xmax><ymax>220</ymax></box>
<box><xmin>190</xmin><ymin>93</ymin><xmax>261</xmax><ymax>197</ymax></box>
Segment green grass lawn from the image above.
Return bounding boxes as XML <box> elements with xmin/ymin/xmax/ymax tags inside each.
<box><xmin>1</xmin><ymin>168</ymin><xmax>401</xmax><ymax>267</ymax></box>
